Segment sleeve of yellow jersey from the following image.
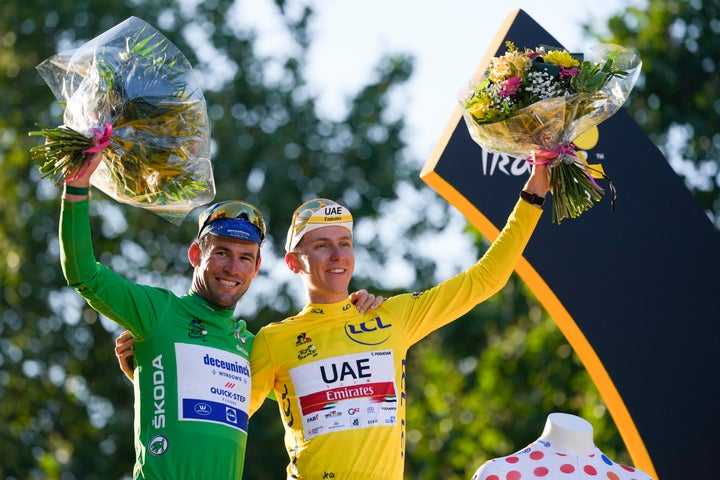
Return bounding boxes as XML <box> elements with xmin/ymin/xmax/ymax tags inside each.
<box><xmin>397</xmin><ymin>198</ymin><xmax>543</xmax><ymax>344</ymax></box>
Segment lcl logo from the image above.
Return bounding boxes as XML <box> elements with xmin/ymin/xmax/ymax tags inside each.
<box><xmin>344</xmin><ymin>317</ymin><xmax>392</xmax><ymax>345</ymax></box>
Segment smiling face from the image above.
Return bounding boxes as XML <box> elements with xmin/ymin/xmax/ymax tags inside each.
<box><xmin>189</xmin><ymin>234</ymin><xmax>262</xmax><ymax>309</ymax></box>
<box><xmin>286</xmin><ymin>225</ymin><xmax>354</xmax><ymax>305</ymax></box>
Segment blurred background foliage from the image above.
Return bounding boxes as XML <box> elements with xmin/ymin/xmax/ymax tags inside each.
<box><xmin>1</xmin><ymin>0</ymin><xmax>717</xmax><ymax>478</ymax></box>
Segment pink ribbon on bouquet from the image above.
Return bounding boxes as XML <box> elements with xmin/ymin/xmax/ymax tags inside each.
<box><xmin>65</xmin><ymin>123</ymin><xmax>113</xmax><ymax>183</ymax></box>
<box><xmin>526</xmin><ymin>143</ymin><xmax>604</xmax><ymax>192</ymax></box>
<box><xmin>83</xmin><ymin>123</ymin><xmax>113</xmax><ymax>153</ymax></box>
<box><xmin>527</xmin><ymin>143</ymin><xmax>578</xmax><ymax>166</ymax></box>
<box><xmin>526</xmin><ymin>142</ymin><xmax>617</xmax><ymax>212</ymax></box>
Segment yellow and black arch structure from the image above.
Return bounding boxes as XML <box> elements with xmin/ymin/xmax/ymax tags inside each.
<box><xmin>421</xmin><ymin>10</ymin><xmax>720</xmax><ymax>480</ymax></box>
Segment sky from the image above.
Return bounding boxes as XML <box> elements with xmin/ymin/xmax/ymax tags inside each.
<box><xmin>301</xmin><ymin>0</ymin><xmax>641</xmax><ymax>161</ymax></box>
<box><xmin>236</xmin><ymin>0</ymin><xmax>643</xmax><ymax>161</ymax></box>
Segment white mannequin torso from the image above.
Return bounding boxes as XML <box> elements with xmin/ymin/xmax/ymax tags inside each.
<box><xmin>538</xmin><ymin>412</ymin><xmax>595</xmax><ymax>455</ymax></box>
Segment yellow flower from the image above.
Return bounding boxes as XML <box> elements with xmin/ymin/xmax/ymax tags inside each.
<box><xmin>467</xmin><ymin>96</ymin><xmax>492</xmax><ymax>120</ymax></box>
<box><xmin>542</xmin><ymin>50</ymin><xmax>580</xmax><ymax>68</ymax></box>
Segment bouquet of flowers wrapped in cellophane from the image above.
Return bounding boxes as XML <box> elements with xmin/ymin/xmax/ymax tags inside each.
<box><xmin>29</xmin><ymin>16</ymin><xmax>214</xmax><ymax>224</ymax></box>
<box><xmin>461</xmin><ymin>42</ymin><xmax>642</xmax><ymax>223</ymax></box>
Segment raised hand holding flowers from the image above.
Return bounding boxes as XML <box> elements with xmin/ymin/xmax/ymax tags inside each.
<box><xmin>461</xmin><ymin>42</ymin><xmax>641</xmax><ymax>223</ymax></box>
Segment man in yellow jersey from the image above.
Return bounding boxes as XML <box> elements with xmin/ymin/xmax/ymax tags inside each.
<box><xmin>249</xmin><ymin>164</ymin><xmax>550</xmax><ymax>479</ymax></box>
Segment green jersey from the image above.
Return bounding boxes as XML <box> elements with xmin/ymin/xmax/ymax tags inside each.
<box><xmin>60</xmin><ymin>199</ymin><xmax>253</xmax><ymax>479</ymax></box>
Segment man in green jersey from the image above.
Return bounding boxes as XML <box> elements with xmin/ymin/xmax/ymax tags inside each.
<box><xmin>59</xmin><ymin>152</ymin><xmax>265</xmax><ymax>479</ymax></box>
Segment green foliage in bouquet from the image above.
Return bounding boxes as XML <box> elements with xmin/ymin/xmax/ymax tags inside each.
<box><xmin>29</xmin><ymin>17</ymin><xmax>213</xmax><ymax>219</ymax></box>
<box><xmin>547</xmin><ymin>152</ymin><xmax>606</xmax><ymax>224</ymax></box>
<box><xmin>571</xmin><ymin>54</ymin><xmax>629</xmax><ymax>94</ymax></box>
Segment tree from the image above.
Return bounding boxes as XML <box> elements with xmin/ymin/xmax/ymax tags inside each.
<box><xmin>592</xmin><ymin>0</ymin><xmax>720</xmax><ymax>226</ymax></box>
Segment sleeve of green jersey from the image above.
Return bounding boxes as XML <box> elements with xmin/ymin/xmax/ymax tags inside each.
<box><xmin>59</xmin><ymin>198</ymin><xmax>174</xmax><ymax>339</ymax></box>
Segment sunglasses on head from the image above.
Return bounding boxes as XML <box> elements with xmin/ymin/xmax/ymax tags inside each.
<box><xmin>293</xmin><ymin>199</ymin><xmax>328</xmax><ymax>228</ymax></box>
<box><xmin>198</xmin><ymin>201</ymin><xmax>267</xmax><ymax>240</ymax></box>
<box><xmin>288</xmin><ymin>198</ymin><xmax>341</xmax><ymax>240</ymax></box>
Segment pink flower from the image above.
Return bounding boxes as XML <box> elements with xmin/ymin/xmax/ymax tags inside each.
<box><xmin>499</xmin><ymin>76</ymin><xmax>522</xmax><ymax>97</ymax></box>
<box><xmin>560</xmin><ymin>66</ymin><xmax>580</xmax><ymax>77</ymax></box>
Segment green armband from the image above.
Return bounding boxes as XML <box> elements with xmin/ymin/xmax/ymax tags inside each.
<box><xmin>64</xmin><ymin>185</ymin><xmax>89</xmax><ymax>196</ymax></box>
